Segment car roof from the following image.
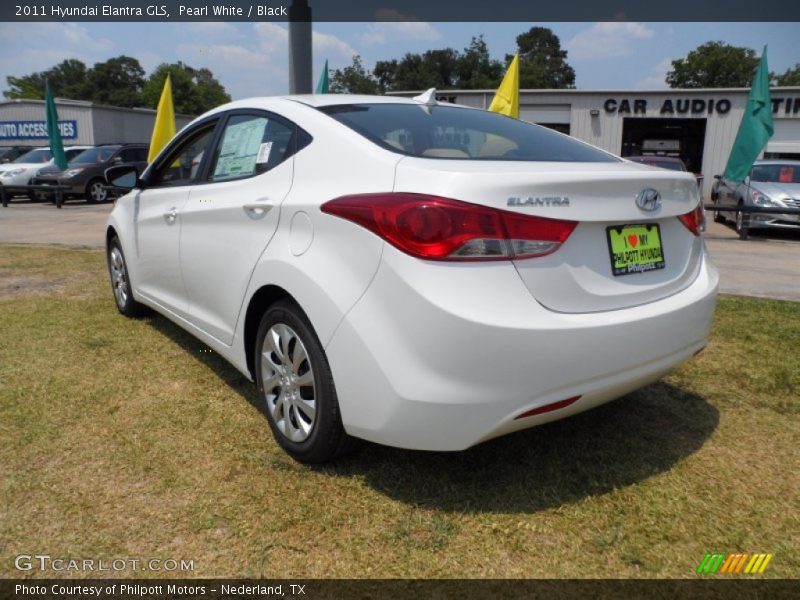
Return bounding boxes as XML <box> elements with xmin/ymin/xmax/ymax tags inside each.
<box><xmin>285</xmin><ymin>94</ymin><xmax>455</xmax><ymax>108</ymax></box>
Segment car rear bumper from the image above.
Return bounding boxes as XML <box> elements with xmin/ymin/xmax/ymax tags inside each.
<box><xmin>326</xmin><ymin>245</ymin><xmax>719</xmax><ymax>451</ymax></box>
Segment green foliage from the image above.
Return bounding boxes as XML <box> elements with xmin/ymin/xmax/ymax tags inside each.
<box><xmin>775</xmin><ymin>64</ymin><xmax>800</xmax><ymax>86</ymax></box>
<box><xmin>5</xmin><ymin>59</ymin><xmax>89</xmax><ymax>100</ymax></box>
<box><xmin>666</xmin><ymin>42</ymin><xmax>760</xmax><ymax>88</ymax></box>
<box><xmin>140</xmin><ymin>62</ymin><xmax>231</xmax><ymax>115</ymax></box>
<box><xmin>455</xmin><ymin>36</ymin><xmax>504</xmax><ymax>90</ymax></box>
<box><xmin>329</xmin><ymin>55</ymin><xmax>380</xmax><ymax>94</ymax></box>
<box><xmin>509</xmin><ymin>27</ymin><xmax>575</xmax><ymax>89</ymax></box>
<box><xmin>4</xmin><ymin>57</ymin><xmax>230</xmax><ymax>115</ymax></box>
<box><xmin>84</xmin><ymin>56</ymin><xmax>145</xmax><ymax>108</ymax></box>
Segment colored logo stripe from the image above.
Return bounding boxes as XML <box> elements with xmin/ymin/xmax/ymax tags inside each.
<box><xmin>698</xmin><ymin>552</ymin><xmax>773</xmax><ymax>575</ymax></box>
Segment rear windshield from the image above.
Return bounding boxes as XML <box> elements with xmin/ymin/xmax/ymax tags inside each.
<box><xmin>319</xmin><ymin>103</ymin><xmax>618</xmax><ymax>163</ymax></box>
<box><xmin>72</xmin><ymin>146</ymin><xmax>121</xmax><ymax>164</ymax></box>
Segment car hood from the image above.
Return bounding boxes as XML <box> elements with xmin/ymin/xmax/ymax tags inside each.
<box><xmin>753</xmin><ymin>181</ymin><xmax>800</xmax><ymax>198</ymax></box>
<box><xmin>0</xmin><ymin>161</ymin><xmax>51</xmax><ymax>172</ymax></box>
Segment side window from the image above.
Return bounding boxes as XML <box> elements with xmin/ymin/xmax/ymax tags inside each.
<box><xmin>135</xmin><ymin>148</ymin><xmax>149</xmax><ymax>162</ymax></box>
<box><xmin>208</xmin><ymin>114</ymin><xmax>295</xmax><ymax>183</ymax></box>
<box><xmin>65</xmin><ymin>148</ymin><xmax>83</xmax><ymax>161</ymax></box>
<box><xmin>118</xmin><ymin>148</ymin><xmax>139</xmax><ymax>163</ymax></box>
<box><xmin>149</xmin><ymin>124</ymin><xmax>217</xmax><ymax>187</ymax></box>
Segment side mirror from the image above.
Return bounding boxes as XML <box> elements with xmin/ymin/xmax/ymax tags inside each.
<box><xmin>105</xmin><ymin>165</ymin><xmax>140</xmax><ymax>191</ymax></box>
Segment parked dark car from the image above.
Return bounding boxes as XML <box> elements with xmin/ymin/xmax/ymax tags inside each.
<box><xmin>0</xmin><ymin>145</ymin><xmax>33</xmax><ymax>163</ymax></box>
<box><xmin>627</xmin><ymin>155</ymin><xmax>704</xmax><ymax>189</ymax></box>
<box><xmin>30</xmin><ymin>143</ymin><xmax>149</xmax><ymax>203</ymax></box>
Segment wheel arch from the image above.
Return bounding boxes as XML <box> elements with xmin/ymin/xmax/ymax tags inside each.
<box><xmin>244</xmin><ymin>284</ymin><xmax>296</xmax><ymax>380</ymax></box>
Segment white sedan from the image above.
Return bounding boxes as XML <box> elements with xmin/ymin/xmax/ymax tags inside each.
<box><xmin>0</xmin><ymin>146</ymin><xmax>92</xmax><ymax>188</ymax></box>
<box><xmin>105</xmin><ymin>94</ymin><xmax>718</xmax><ymax>463</ymax></box>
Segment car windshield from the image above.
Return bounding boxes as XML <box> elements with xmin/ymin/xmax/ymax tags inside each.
<box><xmin>71</xmin><ymin>146</ymin><xmax>121</xmax><ymax>164</ymax></box>
<box><xmin>320</xmin><ymin>103</ymin><xmax>618</xmax><ymax>162</ymax></box>
<box><xmin>751</xmin><ymin>164</ymin><xmax>800</xmax><ymax>184</ymax></box>
<box><xmin>14</xmin><ymin>148</ymin><xmax>52</xmax><ymax>163</ymax></box>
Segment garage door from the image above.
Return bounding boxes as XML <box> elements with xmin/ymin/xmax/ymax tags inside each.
<box><xmin>766</xmin><ymin>120</ymin><xmax>800</xmax><ymax>154</ymax></box>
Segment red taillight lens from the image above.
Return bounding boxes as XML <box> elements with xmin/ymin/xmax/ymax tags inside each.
<box><xmin>678</xmin><ymin>203</ymin><xmax>705</xmax><ymax>236</ymax></box>
<box><xmin>321</xmin><ymin>193</ymin><xmax>577</xmax><ymax>261</ymax></box>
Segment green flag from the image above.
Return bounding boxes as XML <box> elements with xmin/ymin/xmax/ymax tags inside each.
<box><xmin>315</xmin><ymin>59</ymin><xmax>329</xmax><ymax>94</ymax></box>
<box><xmin>723</xmin><ymin>46</ymin><xmax>774</xmax><ymax>182</ymax></box>
<box><xmin>45</xmin><ymin>80</ymin><xmax>68</xmax><ymax>171</ymax></box>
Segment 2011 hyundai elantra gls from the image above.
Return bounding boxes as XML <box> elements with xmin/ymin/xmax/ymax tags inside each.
<box><xmin>105</xmin><ymin>93</ymin><xmax>718</xmax><ymax>463</ymax></box>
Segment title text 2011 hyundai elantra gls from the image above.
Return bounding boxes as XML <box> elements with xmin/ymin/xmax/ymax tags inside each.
<box><xmin>105</xmin><ymin>94</ymin><xmax>718</xmax><ymax>463</ymax></box>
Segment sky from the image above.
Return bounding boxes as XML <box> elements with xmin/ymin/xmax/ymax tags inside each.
<box><xmin>0</xmin><ymin>21</ymin><xmax>797</xmax><ymax>101</ymax></box>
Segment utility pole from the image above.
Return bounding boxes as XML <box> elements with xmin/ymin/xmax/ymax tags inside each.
<box><xmin>288</xmin><ymin>0</ymin><xmax>312</xmax><ymax>94</ymax></box>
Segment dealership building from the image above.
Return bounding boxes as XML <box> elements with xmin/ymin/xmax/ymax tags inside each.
<box><xmin>397</xmin><ymin>86</ymin><xmax>800</xmax><ymax>198</ymax></box>
<box><xmin>0</xmin><ymin>98</ymin><xmax>194</xmax><ymax>148</ymax></box>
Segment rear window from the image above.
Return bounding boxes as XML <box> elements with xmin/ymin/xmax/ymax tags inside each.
<box><xmin>319</xmin><ymin>103</ymin><xmax>617</xmax><ymax>163</ymax></box>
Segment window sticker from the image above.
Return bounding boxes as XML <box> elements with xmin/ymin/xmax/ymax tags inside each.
<box><xmin>779</xmin><ymin>166</ymin><xmax>794</xmax><ymax>183</ymax></box>
<box><xmin>213</xmin><ymin>117</ymin><xmax>268</xmax><ymax>181</ymax></box>
<box><xmin>256</xmin><ymin>142</ymin><xmax>273</xmax><ymax>164</ymax></box>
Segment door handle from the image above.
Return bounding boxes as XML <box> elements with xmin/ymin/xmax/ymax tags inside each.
<box><xmin>243</xmin><ymin>199</ymin><xmax>274</xmax><ymax>218</ymax></box>
<box><xmin>163</xmin><ymin>207</ymin><xmax>178</xmax><ymax>224</ymax></box>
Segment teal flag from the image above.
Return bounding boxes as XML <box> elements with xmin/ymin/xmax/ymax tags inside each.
<box><xmin>315</xmin><ymin>59</ymin><xmax>329</xmax><ymax>94</ymax></box>
<box><xmin>723</xmin><ymin>46</ymin><xmax>774</xmax><ymax>182</ymax></box>
<box><xmin>45</xmin><ymin>81</ymin><xmax>68</xmax><ymax>171</ymax></box>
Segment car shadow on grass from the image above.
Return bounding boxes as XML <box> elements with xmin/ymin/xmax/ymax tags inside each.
<box><xmin>147</xmin><ymin>314</ymin><xmax>718</xmax><ymax>514</ymax></box>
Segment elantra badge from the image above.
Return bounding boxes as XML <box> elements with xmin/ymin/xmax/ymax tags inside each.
<box><xmin>507</xmin><ymin>196</ymin><xmax>570</xmax><ymax>207</ymax></box>
<box><xmin>635</xmin><ymin>188</ymin><xmax>661</xmax><ymax>212</ymax></box>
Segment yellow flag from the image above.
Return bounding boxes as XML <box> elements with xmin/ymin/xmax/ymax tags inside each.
<box><xmin>147</xmin><ymin>74</ymin><xmax>176</xmax><ymax>163</ymax></box>
<box><xmin>488</xmin><ymin>53</ymin><xmax>519</xmax><ymax>119</ymax></box>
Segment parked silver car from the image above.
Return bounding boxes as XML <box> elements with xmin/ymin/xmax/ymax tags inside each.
<box><xmin>711</xmin><ymin>160</ymin><xmax>800</xmax><ymax>237</ymax></box>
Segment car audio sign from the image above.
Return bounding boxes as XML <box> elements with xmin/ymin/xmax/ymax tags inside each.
<box><xmin>0</xmin><ymin>120</ymin><xmax>78</xmax><ymax>140</ymax></box>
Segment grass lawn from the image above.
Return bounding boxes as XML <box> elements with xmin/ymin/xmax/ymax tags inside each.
<box><xmin>1</xmin><ymin>244</ymin><xmax>798</xmax><ymax>579</ymax></box>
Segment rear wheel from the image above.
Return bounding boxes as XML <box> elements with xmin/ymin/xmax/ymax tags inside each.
<box><xmin>86</xmin><ymin>178</ymin><xmax>108</xmax><ymax>203</ymax></box>
<box><xmin>107</xmin><ymin>237</ymin><xmax>148</xmax><ymax>317</ymax></box>
<box><xmin>255</xmin><ymin>300</ymin><xmax>357</xmax><ymax>464</ymax></box>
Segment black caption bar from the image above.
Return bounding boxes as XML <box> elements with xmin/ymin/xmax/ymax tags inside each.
<box><xmin>2</xmin><ymin>579</ymin><xmax>798</xmax><ymax>600</ymax></box>
<box><xmin>2</xmin><ymin>0</ymin><xmax>800</xmax><ymax>22</ymax></box>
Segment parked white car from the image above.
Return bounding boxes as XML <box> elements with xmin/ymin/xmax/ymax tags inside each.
<box><xmin>0</xmin><ymin>146</ymin><xmax>92</xmax><ymax>187</ymax></box>
<box><xmin>105</xmin><ymin>95</ymin><xmax>718</xmax><ymax>463</ymax></box>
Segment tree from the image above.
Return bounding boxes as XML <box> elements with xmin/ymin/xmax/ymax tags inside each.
<box><xmin>141</xmin><ymin>62</ymin><xmax>230</xmax><ymax>114</ymax></box>
<box><xmin>775</xmin><ymin>64</ymin><xmax>800</xmax><ymax>86</ymax></box>
<box><xmin>5</xmin><ymin>59</ymin><xmax>89</xmax><ymax>100</ymax></box>
<box><xmin>329</xmin><ymin>56</ymin><xmax>380</xmax><ymax>94</ymax></box>
<box><xmin>85</xmin><ymin>56</ymin><xmax>145</xmax><ymax>107</ymax></box>
<box><xmin>454</xmin><ymin>36</ymin><xmax>503</xmax><ymax>90</ymax></box>
<box><xmin>509</xmin><ymin>27</ymin><xmax>575</xmax><ymax>89</ymax></box>
<box><xmin>666</xmin><ymin>42</ymin><xmax>760</xmax><ymax>88</ymax></box>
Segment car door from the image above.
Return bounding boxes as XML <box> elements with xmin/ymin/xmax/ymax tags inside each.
<box><xmin>133</xmin><ymin>121</ymin><xmax>219</xmax><ymax>317</ymax></box>
<box><xmin>179</xmin><ymin>111</ymin><xmax>302</xmax><ymax>345</ymax></box>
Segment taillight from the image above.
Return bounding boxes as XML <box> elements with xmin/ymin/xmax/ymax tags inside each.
<box><xmin>321</xmin><ymin>193</ymin><xmax>577</xmax><ymax>261</ymax></box>
<box><xmin>678</xmin><ymin>203</ymin><xmax>705</xmax><ymax>236</ymax></box>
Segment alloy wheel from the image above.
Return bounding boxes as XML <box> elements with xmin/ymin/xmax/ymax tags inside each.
<box><xmin>109</xmin><ymin>246</ymin><xmax>128</xmax><ymax>308</ymax></box>
<box><xmin>260</xmin><ymin>323</ymin><xmax>317</xmax><ymax>443</ymax></box>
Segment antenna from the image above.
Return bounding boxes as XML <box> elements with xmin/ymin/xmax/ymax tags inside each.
<box><xmin>412</xmin><ymin>88</ymin><xmax>438</xmax><ymax>107</ymax></box>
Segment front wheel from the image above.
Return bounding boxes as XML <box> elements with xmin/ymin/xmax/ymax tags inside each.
<box><xmin>735</xmin><ymin>202</ymin><xmax>749</xmax><ymax>240</ymax></box>
<box><xmin>255</xmin><ymin>300</ymin><xmax>357</xmax><ymax>464</ymax></box>
<box><xmin>107</xmin><ymin>237</ymin><xmax>148</xmax><ymax>317</ymax></box>
<box><xmin>86</xmin><ymin>179</ymin><xmax>108</xmax><ymax>203</ymax></box>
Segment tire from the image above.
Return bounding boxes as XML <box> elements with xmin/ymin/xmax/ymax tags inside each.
<box><xmin>712</xmin><ymin>195</ymin><xmax>726</xmax><ymax>224</ymax></box>
<box><xmin>734</xmin><ymin>201</ymin><xmax>748</xmax><ymax>240</ymax></box>
<box><xmin>255</xmin><ymin>299</ymin><xmax>357</xmax><ymax>464</ymax></box>
<box><xmin>86</xmin><ymin>178</ymin><xmax>108</xmax><ymax>203</ymax></box>
<box><xmin>106</xmin><ymin>237</ymin><xmax>148</xmax><ymax>317</ymax></box>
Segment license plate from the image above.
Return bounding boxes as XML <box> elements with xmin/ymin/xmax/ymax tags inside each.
<box><xmin>606</xmin><ymin>223</ymin><xmax>665</xmax><ymax>276</ymax></box>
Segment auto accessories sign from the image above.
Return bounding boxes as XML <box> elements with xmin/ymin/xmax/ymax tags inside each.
<box><xmin>0</xmin><ymin>120</ymin><xmax>78</xmax><ymax>140</ymax></box>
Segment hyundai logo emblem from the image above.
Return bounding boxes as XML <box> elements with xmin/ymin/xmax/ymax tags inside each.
<box><xmin>636</xmin><ymin>188</ymin><xmax>661</xmax><ymax>212</ymax></box>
